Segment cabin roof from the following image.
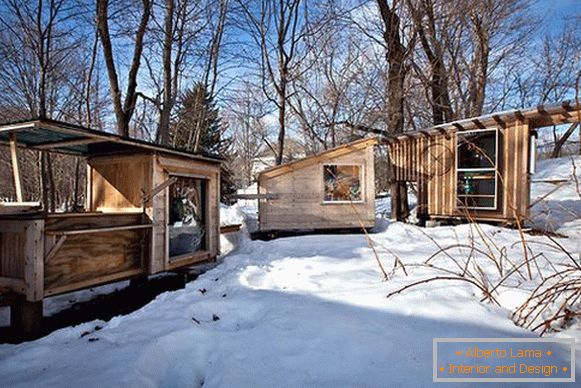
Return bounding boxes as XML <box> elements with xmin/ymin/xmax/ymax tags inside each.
<box><xmin>0</xmin><ymin>118</ymin><xmax>222</xmax><ymax>163</ymax></box>
<box><xmin>259</xmin><ymin>137</ymin><xmax>379</xmax><ymax>179</ymax></box>
<box><xmin>380</xmin><ymin>100</ymin><xmax>581</xmax><ymax>143</ymax></box>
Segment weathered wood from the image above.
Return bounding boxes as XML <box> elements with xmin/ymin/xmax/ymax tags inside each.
<box><xmin>9</xmin><ymin>133</ymin><xmax>23</xmax><ymax>202</ymax></box>
<box><xmin>260</xmin><ymin>137</ymin><xmax>379</xmax><ymax>179</ymax></box>
<box><xmin>88</xmin><ymin>153</ymin><xmax>152</xmax><ymax>211</ymax></box>
<box><xmin>231</xmin><ymin>193</ymin><xmax>280</xmax><ymax>200</ymax></box>
<box><xmin>45</xmin><ymin>213</ymin><xmax>143</xmax><ymax>231</ymax></box>
<box><xmin>0</xmin><ymin>202</ymin><xmax>41</xmax><ymax>214</ymax></box>
<box><xmin>24</xmin><ymin>220</ymin><xmax>44</xmax><ymax>302</ymax></box>
<box><xmin>220</xmin><ymin>224</ymin><xmax>242</xmax><ymax>233</ymax></box>
<box><xmin>44</xmin><ymin>235</ymin><xmax>67</xmax><ymax>263</ymax></box>
<box><xmin>46</xmin><ymin>223</ymin><xmax>152</xmax><ymax>236</ymax></box>
<box><xmin>44</xmin><ymin>229</ymin><xmax>145</xmax><ymax>292</ymax></box>
<box><xmin>141</xmin><ymin>176</ymin><xmax>177</xmax><ymax>205</ymax></box>
<box><xmin>258</xmin><ymin>140</ymin><xmax>376</xmax><ymax>232</ymax></box>
<box><xmin>44</xmin><ymin>268</ymin><xmax>143</xmax><ymax>297</ymax></box>
<box><xmin>166</xmin><ymin>250</ymin><xmax>213</xmax><ymax>270</ymax></box>
<box><xmin>0</xmin><ymin>277</ymin><xmax>26</xmax><ymax>294</ymax></box>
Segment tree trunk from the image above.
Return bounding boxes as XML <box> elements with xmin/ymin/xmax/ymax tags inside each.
<box><xmin>551</xmin><ymin>122</ymin><xmax>579</xmax><ymax>158</ymax></box>
<box><xmin>377</xmin><ymin>0</ymin><xmax>409</xmax><ymax>221</ymax></box>
<box><xmin>276</xmin><ymin>77</ymin><xmax>286</xmax><ymax>165</ymax></box>
<box><xmin>158</xmin><ymin>0</ymin><xmax>174</xmax><ymax>146</ymax></box>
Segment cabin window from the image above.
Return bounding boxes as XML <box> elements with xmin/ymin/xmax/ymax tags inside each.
<box><xmin>323</xmin><ymin>165</ymin><xmax>363</xmax><ymax>202</ymax></box>
<box><xmin>168</xmin><ymin>176</ymin><xmax>207</xmax><ymax>258</ymax></box>
<box><xmin>456</xmin><ymin>129</ymin><xmax>498</xmax><ymax>210</ymax></box>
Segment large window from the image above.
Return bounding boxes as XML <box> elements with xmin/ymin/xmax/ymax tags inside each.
<box><xmin>456</xmin><ymin>129</ymin><xmax>499</xmax><ymax>210</ymax></box>
<box><xmin>168</xmin><ymin>176</ymin><xmax>206</xmax><ymax>258</ymax></box>
<box><xmin>323</xmin><ymin>165</ymin><xmax>362</xmax><ymax>202</ymax></box>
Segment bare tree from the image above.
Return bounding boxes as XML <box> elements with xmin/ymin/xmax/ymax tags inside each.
<box><xmin>376</xmin><ymin>0</ymin><xmax>413</xmax><ymax>220</ymax></box>
<box><xmin>238</xmin><ymin>0</ymin><xmax>310</xmax><ymax>165</ymax></box>
<box><xmin>96</xmin><ymin>0</ymin><xmax>152</xmax><ymax>137</ymax></box>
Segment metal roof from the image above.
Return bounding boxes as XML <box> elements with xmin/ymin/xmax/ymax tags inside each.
<box><xmin>0</xmin><ymin>118</ymin><xmax>222</xmax><ymax>163</ymax></box>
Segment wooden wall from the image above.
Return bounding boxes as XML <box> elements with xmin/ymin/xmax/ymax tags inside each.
<box><xmin>258</xmin><ymin>146</ymin><xmax>375</xmax><ymax>231</ymax></box>
<box><xmin>87</xmin><ymin>153</ymin><xmax>152</xmax><ymax>212</ymax></box>
<box><xmin>88</xmin><ymin>152</ymin><xmax>221</xmax><ymax>274</ymax></box>
<box><xmin>153</xmin><ymin>155</ymin><xmax>221</xmax><ymax>271</ymax></box>
<box><xmin>43</xmin><ymin>213</ymin><xmax>146</xmax><ymax>296</ymax></box>
<box><xmin>0</xmin><ymin>218</ymin><xmax>44</xmax><ymax>301</ymax></box>
<box><xmin>387</xmin><ymin>121</ymin><xmax>531</xmax><ymax>222</ymax></box>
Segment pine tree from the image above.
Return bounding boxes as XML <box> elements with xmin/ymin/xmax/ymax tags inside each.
<box><xmin>171</xmin><ymin>82</ymin><xmax>235</xmax><ymax>201</ymax></box>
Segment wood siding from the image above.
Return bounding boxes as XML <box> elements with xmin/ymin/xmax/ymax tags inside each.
<box><xmin>258</xmin><ymin>145</ymin><xmax>375</xmax><ymax>231</ymax></box>
<box><xmin>388</xmin><ymin>121</ymin><xmax>531</xmax><ymax>222</ymax></box>
<box><xmin>88</xmin><ymin>153</ymin><xmax>152</xmax><ymax>212</ymax></box>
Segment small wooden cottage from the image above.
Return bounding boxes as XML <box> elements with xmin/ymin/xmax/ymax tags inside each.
<box><xmin>256</xmin><ymin>137</ymin><xmax>378</xmax><ymax>233</ymax></box>
<box><xmin>0</xmin><ymin>119</ymin><xmax>221</xmax><ymax>332</ymax></box>
<box><xmin>386</xmin><ymin>101</ymin><xmax>581</xmax><ymax>224</ymax></box>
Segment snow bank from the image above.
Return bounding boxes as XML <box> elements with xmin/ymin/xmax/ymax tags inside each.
<box><xmin>530</xmin><ymin>156</ymin><xmax>581</xmax><ymax>237</ymax></box>
<box><xmin>1</xmin><ymin>217</ymin><xmax>579</xmax><ymax>386</ymax></box>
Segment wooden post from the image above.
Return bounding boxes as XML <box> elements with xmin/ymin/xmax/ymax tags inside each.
<box><xmin>9</xmin><ymin>133</ymin><xmax>23</xmax><ymax>202</ymax></box>
<box><xmin>24</xmin><ymin>219</ymin><xmax>44</xmax><ymax>302</ymax></box>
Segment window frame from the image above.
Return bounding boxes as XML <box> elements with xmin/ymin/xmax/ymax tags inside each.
<box><xmin>166</xmin><ymin>173</ymin><xmax>210</xmax><ymax>261</ymax></box>
<box><xmin>455</xmin><ymin>128</ymin><xmax>499</xmax><ymax>211</ymax></box>
<box><xmin>321</xmin><ymin>163</ymin><xmax>365</xmax><ymax>204</ymax></box>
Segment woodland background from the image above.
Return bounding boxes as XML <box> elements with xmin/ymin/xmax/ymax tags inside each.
<box><xmin>0</xmin><ymin>0</ymin><xmax>579</xmax><ymax>209</ymax></box>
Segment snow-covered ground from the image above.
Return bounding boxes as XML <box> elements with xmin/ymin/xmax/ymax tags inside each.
<box><xmin>0</xmin><ymin>156</ymin><xmax>579</xmax><ymax>387</ymax></box>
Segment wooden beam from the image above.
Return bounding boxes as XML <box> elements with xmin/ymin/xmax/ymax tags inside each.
<box><xmin>471</xmin><ymin>119</ymin><xmax>485</xmax><ymax>128</ymax></box>
<box><xmin>9</xmin><ymin>133</ymin><xmax>23</xmax><ymax>202</ymax></box>
<box><xmin>0</xmin><ymin>277</ymin><xmax>27</xmax><ymax>294</ymax></box>
<box><xmin>232</xmin><ymin>193</ymin><xmax>280</xmax><ymax>200</ymax></box>
<box><xmin>24</xmin><ymin>220</ymin><xmax>44</xmax><ymax>302</ymax></box>
<box><xmin>141</xmin><ymin>177</ymin><xmax>177</xmax><ymax>205</ymax></box>
<box><xmin>44</xmin><ymin>235</ymin><xmax>68</xmax><ymax>263</ymax></box>
<box><xmin>33</xmin><ymin>137</ymin><xmax>104</xmax><ymax>150</ymax></box>
<box><xmin>220</xmin><ymin>224</ymin><xmax>242</xmax><ymax>234</ymax></box>
<box><xmin>45</xmin><ymin>223</ymin><xmax>153</xmax><ymax>236</ymax></box>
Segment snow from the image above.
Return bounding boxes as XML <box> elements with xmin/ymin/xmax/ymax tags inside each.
<box><xmin>0</xmin><ymin>157</ymin><xmax>580</xmax><ymax>387</ymax></box>
<box><xmin>530</xmin><ymin>156</ymin><xmax>581</xmax><ymax>237</ymax></box>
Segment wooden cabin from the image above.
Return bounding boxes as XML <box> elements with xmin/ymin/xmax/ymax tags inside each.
<box><xmin>256</xmin><ymin>137</ymin><xmax>378</xmax><ymax>234</ymax></box>
<box><xmin>386</xmin><ymin>101</ymin><xmax>581</xmax><ymax>224</ymax></box>
<box><xmin>0</xmin><ymin>119</ymin><xmax>221</xmax><ymax>332</ymax></box>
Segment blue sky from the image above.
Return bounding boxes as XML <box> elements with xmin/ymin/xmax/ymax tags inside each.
<box><xmin>533</xmin><ymin>0</ymin><xmax>581</xmax><ymax>33</ymax></box>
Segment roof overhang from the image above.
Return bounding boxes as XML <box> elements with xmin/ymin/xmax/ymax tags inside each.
<box><xmin>0</xmin><ymin>118</ymin><xmax>222</xmax><ymax>163</ymax></box>
<box><xmin>259</xmin><ymin>137</ymin><xmax>379</xmax><ymax>179</ymax></box>
<box><xmin>382</xmin><ymin>100</ymin><xmax>581</xmax><ymax>143</ymax></box>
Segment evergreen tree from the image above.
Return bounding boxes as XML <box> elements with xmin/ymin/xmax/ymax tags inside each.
<box><xmin>171</xmin><ymin>82</ymin><xmax>235</xmax><ymax>201</ymax></box>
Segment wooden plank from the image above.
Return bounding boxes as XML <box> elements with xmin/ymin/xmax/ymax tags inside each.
<box><xmin>232</xmin><ymin>193</ymin><xmax>280</xmax><ymax>200</ymax></box>
<box><xmin>33</xmin><ymin>137</ymin><xmax>104</xmax><ymax>150</ymax></box>
<box><xmin>89</xmin><ymin>153</ymin><xmax>152</xmax><ymax>211</ymax></box>
<box><xmin>0</xmin><ymin>277</ymin><xmax>26</xmax><ymax>294</ymax></box>
<box><xmin>44</xmin><ymin>230</ymin><xmax>144</xmax><ymax>291</ymax></box>
<box><xmin>46</xmin><ymin>224</ymin><xmax>152</xmax><ymax>236</ymax></box>
<box><xmin>24</xmin><ymin>220</ymin><xmax>44</xmax><ymax>302</ymax></box>
<box><xmin>44</xmin><ymin>235</ymin><xmax>67</xmax><ymax>263</ymax></box>
<box><xmin>142</xmin><ymin>177</ymin><xmax>177</xmax><ymax>205</ymax></box>
<box><xmin>45</xmin><ymin>213</ymin><xmax>143</xmax><ymax>231</ymax></box>
<box><xmin>0</xmin><ymin>202</ymin><xmax>41</xmax><ymax>214</ymax></box>
<box><xmin>220</xmin><ymin>224</ymin><xmax>242</xmax><ymax>234</ymax></box>
<box><xmin>9</xmin><ymin>133</ymin><xmax>23</xmax><ymax>202</ymax></box>
<box><xmin>44</xmin><ymin>268</ymin><xmax>143</xmax><ymax>297</ymax></box>
<box><xmin>166</xmin><ymin>251</ymin><xmax>213</xmax><ymax>270</ymax></box>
